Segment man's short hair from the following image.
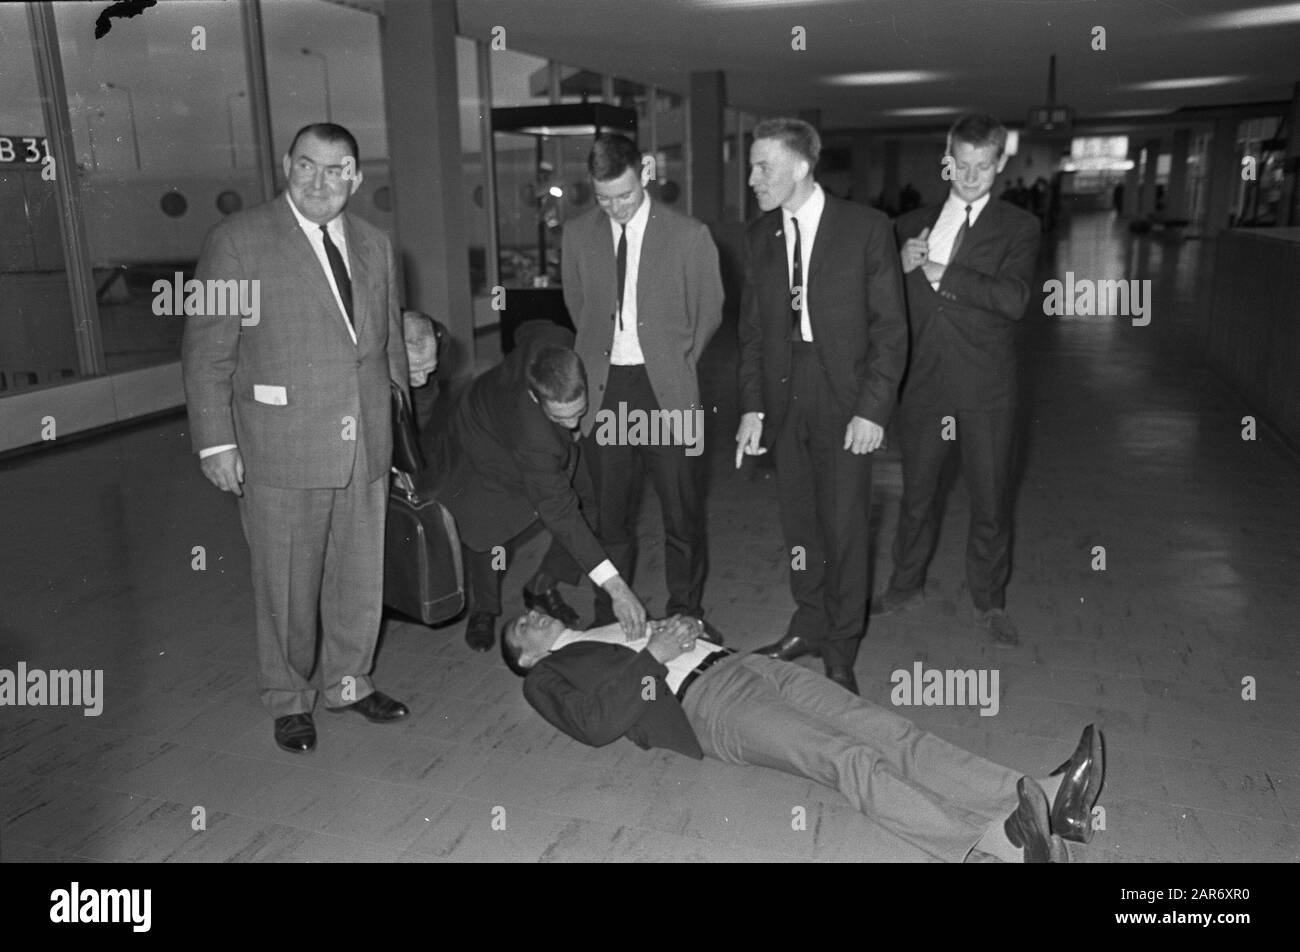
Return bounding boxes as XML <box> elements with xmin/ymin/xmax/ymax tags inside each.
<box><xmin>500</xmin><ymin>617</ymin><xmax>532</xmax><ymax>677</ymax></box>
<box><xmin>946</xmin><ymin>113</ymin><xmax>1008</xmax><ymax>158</ymax></box>
<box><xmin>751</xmin><ymin>117</ymin><xmax>821</xmax><ymax>168</ymax></box>
<box><xmin>526</xmin><ymin>345</ymin><xmax>586</xmax><ymax>404</ymax></box>
<box><xmin>588</xmin><ymin>133</ymin><xmax>642</xmax><ymax>182</ymax></box>
<box><xmin>288</xmin><ymin>122</ymin><xmax>360</xmax><ymax>162</ymax></box>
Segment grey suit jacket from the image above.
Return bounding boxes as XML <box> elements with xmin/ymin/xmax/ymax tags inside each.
<box><xmin>182</xmin><ymin>194</ymin><xmax>408</xmax><ymax>489</ymax></box>
<box><xmin>561</xmin><ymin>198</ymin><xmax>724</xmax><ymax>439</ymax></box>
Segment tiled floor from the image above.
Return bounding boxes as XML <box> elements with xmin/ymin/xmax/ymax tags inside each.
<box><xmin>2</xmin><ymin>210</ymin><xmax>1297</xmax><ymax>862</ymax></box>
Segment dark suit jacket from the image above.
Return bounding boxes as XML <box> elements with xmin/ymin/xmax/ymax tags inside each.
<box><xmin>562</xmin><ymin>198</ymin><xmax>724</xmax><ymax>438</ymax></box>
<box><xmin>895</xmin><ymin>198</ymin><xmax>1041</xmax><ymax>410</ymax></box>
<box><xmin>737</xmin><ymin>193</ymin><xmax>909</xmax><ymax>439</ymax></box>
<box><xmin>523</xmin><ymin>641</ymin><xmax>704</xmax><ymax>759</ymax></box>
<box><xmin>182</xmin><ymin>194</ymin><xmax>408</xmax><ymax>488</ymax></box>
<box><xmin>421</xmin><ymin>321</ymin><xmax>607</xmax><ymax>571</ymax></box>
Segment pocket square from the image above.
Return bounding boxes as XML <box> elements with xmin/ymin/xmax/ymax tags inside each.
<box><xmin>253</xmin><ymin>384</ymin><xmax>287</xmax><ymax>405</ymax></box>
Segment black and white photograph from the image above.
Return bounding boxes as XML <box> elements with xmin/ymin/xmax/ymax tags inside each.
<box><xmin>1</xmin><ymin>0</ymin><xmax>1297</xmax><ymax>906</ymax></box>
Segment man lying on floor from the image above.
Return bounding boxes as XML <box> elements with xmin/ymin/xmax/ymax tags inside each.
<box><xmin>502</xmin><ymin>611</ymin><xmax>1104</xmax><ymax>863</ymax></box>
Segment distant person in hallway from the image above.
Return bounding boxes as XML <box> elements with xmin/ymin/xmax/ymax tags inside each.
<box><xmin>502</xmin><ymin>608</ymin><xmax>1105</xmax><ymax>863</ymax></box>
<box><xmin>875</xmin><ymin>114</ymin><xmax>1042</xmax><ymax>646</ymax></box>
<box><xmin>562</xmin><ymin>133</ymin><xmax>724</xmax><ymax>639</ymax></box>
<box><xmin>182</xmin><ymin>123</ymin><xmax>416</xmax><ymax>754</ymax></box>
<box><xmin>419</xmin><ymin>320</ymin><xmax>647</xmax><ymax>651</ymax></box>
<box><xmin>735</xmin><ymin>117</ymin><xmax>909</xmax><ymax>695</ymax></box>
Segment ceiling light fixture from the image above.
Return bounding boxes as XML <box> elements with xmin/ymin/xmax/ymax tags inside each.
<box><xmin>823</xmin><ymin>70</ymin><xmax>949</xmax><ymax>86</ymax></box>
<box><xmin>1127</xmin><ymin>76</ymin><xmax>1246</xmax><ymax>91</ymax></box>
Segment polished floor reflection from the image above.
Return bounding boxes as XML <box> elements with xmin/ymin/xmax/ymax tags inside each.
<box><xmin>2</xmin><ymin>210</ymin><xmax>1297</xmax><ymax>862</ymax></box>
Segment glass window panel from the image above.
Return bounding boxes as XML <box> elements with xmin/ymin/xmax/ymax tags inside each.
<box><xmin>52</xmin><ymin>0</ymin><xmax>257</xmax><ymax>374</ymax></box>
<box><xmin>0</xmin><ymin>5</ymin><xmax>83</xmax><ymax>394</ymax></box>
<box><xmin>262</xmin><ymin>0</ymin><xmax>388</xmax><ymax>231</ymax></box>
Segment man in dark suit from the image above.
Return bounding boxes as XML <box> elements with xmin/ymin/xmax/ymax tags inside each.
<box><xmin>735</xmin><ymin>118</ymin><xmax>908</xmax><ymax>694</ymax></box>
<box><xmin>874</xmin><ymin>114</ymin><xmax>1041</xmax><ymax>646</ymax></box>
<box><xmin>421</xmin><ymin>320</ymin><xmax>646</xmax><ymax>650</ymax></box>
<box><xmin>502</xmin><ymin>608</ymin><xmax>1105</xmax><ymax>863</ymax></box>
<box><xmin>563</xmin><ymin>134</ymin><xmax>724</xmax><ymax>633</ymax></box>
<box><xmin>183</xmin><ymin>123</ymin><xmax>411</xmax><ymax>754</ymax></box>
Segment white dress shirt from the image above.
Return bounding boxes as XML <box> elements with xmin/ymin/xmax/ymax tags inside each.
<box><xmin>609</xmin><ymin>193</ymin><xmax>652</xmax><ymax>365</ymax></box>
<box><xmin>926</xmin><ymin>190</ymin><xmax>991</xmax><ymax>289</ymax></box>
<box><xmin>550</xmin><ymin>621</ymin><xmax>727</xmax><ymax>694</ymax></box>
<box><xmin>783</xmin><ymin>183</ymin><xmax>826</xmax><ymax>343</ymax></box>
<box><xmin>199</xmin><ymin>195</ymin><xmax>355</xmax><ymax>459</ymax></box>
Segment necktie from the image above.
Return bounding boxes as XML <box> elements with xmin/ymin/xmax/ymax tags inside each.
<box><xmin>949</xmin><ymin>204</ymin><xmax>972</xmax><ymax>262</ymax></box>
<box><xmin>789</xmin><ymin>216</ymin><xmax>802</xmax><ymax>338</ymax></box>
<box><xmin>320</xmin><ymin>223</ymin><xmax>354</xmax><ymax>328</ymax></box>
<box><xmin>615</xmin><ymin>224</ymin><xmax>627</xmax><ymax>331</ymax></box>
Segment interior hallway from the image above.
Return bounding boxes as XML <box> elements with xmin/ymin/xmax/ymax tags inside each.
<box><xmin>2</xmin><ymin>210</ymin><xmax>1297</xmax><ymax>862</ymax></box>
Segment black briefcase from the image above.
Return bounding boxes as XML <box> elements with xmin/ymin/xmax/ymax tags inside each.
<box><xmin>384</xmin><ymin>469</ymin><xmax>465</xmax><ymax>625</ymax></box>
<box><xmin>383</xmin><ymin>382</ymin><xmax>464</xmax><ymax>625</ymax></box>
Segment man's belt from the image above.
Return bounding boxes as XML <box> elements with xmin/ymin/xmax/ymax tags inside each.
<box><xmin>675</xmin><ymin>647</ymin><xmax>737</xmax><ymax>701</ymax></box>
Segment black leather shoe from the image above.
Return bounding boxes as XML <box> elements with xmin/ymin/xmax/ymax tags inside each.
<box><xmin>274</xmin><ymin>713</ymin><xmax>316</xmax><ymax>753</ymax></box>
<box><xmin>753</xmin><ymin>634</ymin><xmax>821</xmax><ymax>662</ymax></box>
<box><xmin>523</xmin><ymin>586</ymin><xmax>580</xmax><ymax>628</ymax></box>
<box><xmin>465</xmin><ymin>611</ymin><xmax>497</xmax><ymax>651</ymax></box>
<box><xmin>328</xmin><ymin>690</ymin><xmax>409</xmax><ymax>723</ymax></box>
<box><xmin>1004</xmin><ymin>777</ymin><xmax>1069</xmax><ymax>863</ymax></box>
<box><xmin>1049</xmin><ymin>724</ymin><xmax>1105</xmax><ymax>843</ymax></box>
<box><xmin>869</xmin><ymin>586</ymin><xmax>924</xmax><ymax>618</ymax></box>
<box><xmin>824</xmin><ymin>664</ymin><xmax>859</xmax><ymax>694</ymax></box>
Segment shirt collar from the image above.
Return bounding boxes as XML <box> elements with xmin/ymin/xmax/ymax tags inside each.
<box><xmin>784</xmin><ymin>182</ymin><xmax>824</xmax><ymax>228</ymax></box>
<box><xmin>944</xmin><ymin>189</ymin><xmax>992</xmax><ymax>221</ymax></box>
<box><xmin>286</xmin><ymin>192</ymin><xmax>344</xmax><ymax>239</ymax></box>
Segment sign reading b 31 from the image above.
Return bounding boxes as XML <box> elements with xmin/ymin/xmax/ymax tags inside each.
<box><xmin>0</xmin><ymin>135</ymin><xmax>52</xmax><ymax>164</ymax></box>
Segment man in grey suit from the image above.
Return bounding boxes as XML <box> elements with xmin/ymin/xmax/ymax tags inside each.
<box><xmin>183</xmin><ymin>123</ymin><xmax>412</xmax><ymax>753</ymax></box>
<box><xmin>563</xmin><ymin>134</ymin><xmax>724</xmax><ymax>633</ymax></box>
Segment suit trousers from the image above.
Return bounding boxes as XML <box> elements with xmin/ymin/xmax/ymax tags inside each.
<box><xmin>772</xmin><ymin>342</ymin><xmax>873</xmax><ymax>667</ymax></box>
<box><xmin>588</xmin><ymin>364</ymin><xmax>707</xmax><ymax>622</ymax></box>
<box><xmin>682</xmin><ymin>654</ymin><xmax>1020</xmax><ymax>861</ymax></box>
<box><xmin>462</xmin><ymin>530</ymin><xmax>585</xmax><ymax>617</ymax></box>
<box><xmin>238</xmin><ymin>432</ymin><xmax>386</xmax><ymax>718</ymax></box>
<box><xmin>889</xmin><ymin>398</ymin><xmax>1017</xmax><ymax>612</ymax></box>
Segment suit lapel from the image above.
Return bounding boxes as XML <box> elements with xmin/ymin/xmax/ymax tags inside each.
<box><xmin>637</xmin><ymin>200</ymin><xmax>665</xmax><ymax>318</ymax></box>
<box><xmin>277</xmin><ymin>197</ymin><xmax>356</xmax><ymax>344</ymax></box>
<box><xmin>806</xmin><ymin>195</ymin><xmax>837</xmax><ymax>288</ymax></box>
<box><xmin>593</xmin><ymin>210</ymin><xmax>618</xmax><ymax>324</ymax></box>
<box><xmin>344</xmin><ymin>213</ymin><xmax>371</xmax><ymax>338</ymax></box>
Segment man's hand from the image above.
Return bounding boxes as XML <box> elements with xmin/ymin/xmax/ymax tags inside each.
<box><xmin>735</xmin><ymin>411</ymin><xmax>767</xmax><ymax>468</ymax></box>
<box><xmin>921</xmin><ymin>259</ymin><xmax>946</xmax><ymax>285</ymax></box>
<box><xmin>603</xmin><ymin>575</ymin><xmax>647</xmax><ymax>642</ymax></box>
<box><xmin>843</xmin><ymin>416</ymin><xmax>884</xmax><ymax>454</ymax></box>
<box><xmin>403</xmin><ymin>310</ymin><xmax>439</xmax><ymax>388</ymax></box>
<box><xmin>199</xmin><ymin>447</ymin><xmax>245</xmax><ymax>496</ymax></box>
<box><xmin>900</xmin><ymin>226</ymin><xmax>931</xmax><ymax>274</ymax></box>
<box><xmin>646</xmin><ymin>615</ymin><xmax>699</xmax><ymax>665</ymax></box>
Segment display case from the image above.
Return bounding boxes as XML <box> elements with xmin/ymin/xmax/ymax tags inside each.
<box><xmin>490</xmin><ymin>102</ymin><xmax>637</xmax><ymax>351</ymax></box>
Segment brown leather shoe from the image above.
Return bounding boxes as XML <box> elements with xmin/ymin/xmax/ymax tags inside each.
<box><xmin>753</xmin><ymin>634</ymin><xmax>821</xmax><ymax>662</ymax></box>
<box><xmin>824</xmin><ymin>664</ymin><xmax>859</xmax><ymax>695</ymax></box>
<box><xmin>274</xmin><ymin>713</ymin><xmax>316</xmax><ymax>753</ymax></box>
<box><xmin>327</xmin><ymin>690</ymin><xmax>409</xmax><ymax>723</ymax></box>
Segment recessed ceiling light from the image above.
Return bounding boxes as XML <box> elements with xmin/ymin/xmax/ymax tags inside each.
<box><xmin>881</xmin><ymin>106</ymin><xmax>963</xmax><ymax>117</ymax></box>
<box><xmin>824</xmin><ymin>71</ymin><xmax>949</xmax><ymax>86</ymax></box>
<box><xmin>1127</xmin><ymin>76</ymin><xmax>1246</xmax><ymax>91</ymax></box>
<box><xmin>1186</xmin><ymin>3</ymin><xmax>1300</xmax><ymax>29</ymax></box>
<box><xmin>687</xmin><ymin>0</ymin><xmax>829</xmax><ymax>7</ymax></box>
